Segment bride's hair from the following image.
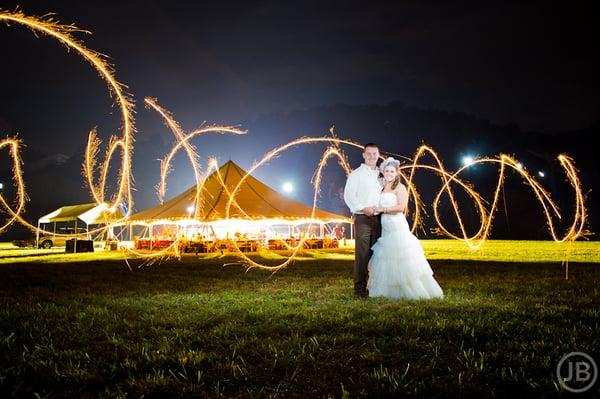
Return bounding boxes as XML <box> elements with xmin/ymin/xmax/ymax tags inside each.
<box><xmin>379</xmin><ymin>157</ymin><xmax>402</xmax><ymax>190</ymax></box>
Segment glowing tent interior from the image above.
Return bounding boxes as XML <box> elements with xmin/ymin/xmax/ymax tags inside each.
<box><xmin>122</xmin><ymin>161</ymin><xmax>351</xmax><ymax>251</ymax></box>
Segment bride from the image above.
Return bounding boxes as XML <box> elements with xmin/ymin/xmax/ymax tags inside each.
<box><xmin>368</xmin><ymin>157</ymin><xmax>444</xmax><ymax>300</ymax></box>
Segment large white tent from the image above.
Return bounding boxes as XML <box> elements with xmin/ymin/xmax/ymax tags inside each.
<box><xmin>125</xmin><ymin>160</ymin><xmax>351</xmax><ymax>244</ymax></box>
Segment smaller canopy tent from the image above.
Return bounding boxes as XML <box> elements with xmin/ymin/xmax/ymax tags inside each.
<box><xmin>38</xmin><ymin>203</ymin><xmax>125</xmax><ymax>225</ymax></box>
<box><xmin>37</xmin><ymin>203</ymin><xmax>125</xmax><ymax>245</ymax></box>
<box><xmin>39</xmin><ymin>203</ymin><xmax>94</xmax><ymax>224</ymax></box>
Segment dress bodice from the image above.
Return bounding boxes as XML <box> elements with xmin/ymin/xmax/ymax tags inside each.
<box><xmin>379</xmin><ymin>192</ymin><xmax>397</xmax><ymax>207</ymax></box>
<box><xmin>379</xmin><ymin>191</ymin><xmax>405</xmax><ymax>226</ymax></box>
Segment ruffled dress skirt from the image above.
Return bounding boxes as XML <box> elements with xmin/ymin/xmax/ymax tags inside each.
<box><xmin>368</xmin><ymin>213</ymin><xmax>443</xmax><ymax>300</ymax></box>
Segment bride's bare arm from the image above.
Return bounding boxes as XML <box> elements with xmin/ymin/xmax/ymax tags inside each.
<box><xmin>396</xmin><ymin>184</ymin><xmax>408</xmax><ymax>212</ymax></box>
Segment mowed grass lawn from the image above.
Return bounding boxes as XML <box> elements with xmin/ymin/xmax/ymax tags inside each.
<box><xmin>0</xmin><ymin>240</ymin><xmax>599</xmax><ymax>397</ymax></box>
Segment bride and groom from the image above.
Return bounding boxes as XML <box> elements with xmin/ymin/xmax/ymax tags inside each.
<box><xmin>343</xmin><ymin>143</ymin><xmax>444</xmax><ymax>300</ymax></box>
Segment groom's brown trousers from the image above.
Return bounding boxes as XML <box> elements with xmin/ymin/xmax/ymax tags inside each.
<box><xmin>353</xmin><ymin>213</ymin><xmax>381</xmax><ymax>297</ymax></box>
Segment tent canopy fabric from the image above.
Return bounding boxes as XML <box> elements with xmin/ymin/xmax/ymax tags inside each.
<box><xmin>129</xmin><ymin>160</ymin><xmax>350</xmax><ymax>223</ymax></box>
<box><xmin>79</xmin><ymin>204</ymin><xmax>125</xmax><ymax>225</ymax></box>
<box><xmin>38</xmin><ymin>203</ymin><xmax>125</xmax><ymax>225</ymax></box>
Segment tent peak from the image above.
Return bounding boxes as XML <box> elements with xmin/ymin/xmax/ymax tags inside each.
<box><xmin>220</xmin><ymin>159</ymin><xmax>241</xmax><ymax>168</ymax></box>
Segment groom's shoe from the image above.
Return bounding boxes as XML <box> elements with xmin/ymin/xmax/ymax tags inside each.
<box><xmin>355</xmin><ymin>291</ymin><xmax>369</xmax><ymax>300</ymax></box>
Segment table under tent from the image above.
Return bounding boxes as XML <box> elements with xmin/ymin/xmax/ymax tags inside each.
<box><xmin>120</xmin><ymin>160</ymin><xmax>352</xmax><ymax>253</ymax></box>
<box><xmin>36</xmin><ymin>202</ymin><xmax>125</xmax><ymax>249</ymax></box>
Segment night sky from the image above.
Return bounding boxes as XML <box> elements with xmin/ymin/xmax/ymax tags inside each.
<box><xmin>0</xmin><ymin>1</ymin><xmax>598</xmax><ymax>239</ymax></box>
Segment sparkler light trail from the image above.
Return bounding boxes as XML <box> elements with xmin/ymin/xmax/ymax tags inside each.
<box><xmin>398</xmin><ymin>148</ymin><xmax>586</xmax><ymax>248</ymax></box>
<box><xmin>143</xmin><ymin>97</ymin><xmax>246</xmax><ymax>208</ymax></box>
<box><xmin>221</xmin><ymin>141</ymin><xmax>357</xmax><ymax>271</ymax></box>
<box><xmin>116</xmin><ymin>99</ymin><xmax>247</xmax><ymax>259</ymax></box>
<box><xmin>215</xmin><ymin>132</ymin><xmax>587</xmax><ymax>272</ymax></box>
<box><xmin>1</xmin><ymin>9</ymin><xmax>135</xmax><ymax>227</ymax></box>
<box><xmin>0</xmin><ymin>10</ymin><xmax>589</xmax><ymax>279</ymax></box>
<box><xmin>0</xmin><ymin>137</ymin><xmax>27</xmax><ymax>235</ymax></box>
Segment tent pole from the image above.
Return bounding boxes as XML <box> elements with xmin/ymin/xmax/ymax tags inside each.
<box><xmin>350</xmin><ymin>222</ymin><xmax>353</xmax><ymax>240</ymax></box>
<box><xmin>149</xmin><ymin>225</ymin><xmax>153</xmax><ymax>250</ymax></box>
<box><xmin>320</xmin><ymin>223</ymin><xmax>324</xmax><ymax>238</ymax></box>
<box><xmin>74</xmin><ymin>219</ymin><xmax>78</xmax><ymax>254</ymax></box>
<box><xmin>36</xmin><ymin>221</ymin><xmax>40</xmax><ymax>248</ymax></box>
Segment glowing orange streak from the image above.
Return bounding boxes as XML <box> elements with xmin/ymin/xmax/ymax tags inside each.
<box><xmin>0</xmin><ymin>137</ymin><xmax>110</xmax><ymax>238</ymax></box>
<box><xmin>216</xmin><ymin>136</ymin><xmax>586</xmax><ymax>270</ymax></box>
<box><xmin>1</xmin><ymin>10</ymin><xmax>135</xmax><ymax>216</ymax></box>
<box><xmin>157</xmin><ymin>125</ymin><xmax>246</xmax><ymax>204</ymax></box>
<box><xmin>409</xmin><ymin>145</ymin><xmax>485</xmax><ymax>240</ymax></box>
<box><xmin>400</xmin><ymin>145</ymin><xmax>487</xmax><ymax>240</ymax></box>
<box><xmin>219</xmin><ymin>136</ymin><xmax>363</xmax><ymax>269</ymax></box>
<box><xmin>144</xmin><ymin>98</ymin><xmax>246</xmax><ymax>216</ymax></box>
<box><xmin>83</xmin><ymin>129</ymin><xmax>102</xmax><ymax>204</ymax></box>
<box><xmin>99</xmin><ymin>138</ymin><xmax>126</xmax><ymax>203</ymax></box>
<box><xmin>121</xmin><ymin>160</ymin><xmax>224</xmax><ymax>261</ymax></box>
<box><xmin>213</xmin><ymin>162</ymin><xmax>253</xmax><ymax>218</ymax></box>
<box><xmin>212</xmin><ymin>166</ymin><xmax>307</xmax><ymax>252</ymax></box>
<box><xmin>445</xmin><ymin>156</ymin><xmax>571</xmax><ymax>245</ymax></box>
<box><xmin>414</xmin><ymin>152</ymin><xmax>586</xmax><ymax>248</ymax></box>
<box><xmin>556</xmin><ymin>154</ymin><xmax>586</xmax><ymax>242</ymax></box>
<box><xmin>226</xmin><ymin>137</ymin><xmax>365</xmax><ymax>220</ymax></box>
<box><xmin>0</xmin><ymin>11</ymin><xmax>588</xmax><ymax>279</ymax></box>
<box><xmin>83</xmin><ymin>131</ymin><xmax>128</xmax><ymax>217</ymax></box>
<box><xmin>223</xmin><ymin>145</ymin><xmax>353</xmax><ymax>271</ymax></box>
<box><xmin>0</xmin><ymin>138</ymin><xmax>27</xmax><ymax>234</ymax></box>
<box><xmin>115</xmin><ymin>127</ymin><xmax>586</xmax><ymax>276</ymax></box>
<box><xmin>144</xmin><ymin>98</ymin><xmax>201</xmax><ymax>208</ymax></box>
<box><xmin>133</xmin><ymin>102</ymin><xmax>281</xmax><ymax>265</ymax></box>
<box><xmin>435</xmin><ymin>158</ymin><xmax>504</xmax><ymax>247</ymax></box>
<box><xmin>400</xmin><ymin>163</ymin><xmax>486</xmax><ymax>241</ymax></box>
<box><xmin>453</xmin><ymin>156</ymin><xmax>557</xmax><ymax>247</ymax></box>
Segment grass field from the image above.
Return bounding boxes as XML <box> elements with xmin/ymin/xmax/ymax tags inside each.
<box><xmin>1</xmin><ymin>239</ymin><xmax>599</xmax><ymax>265</ymax></box>
<box><xmin>1</xmin><ymin>240</ymin><xmax>599</xmax><ymax>397</ymax></box>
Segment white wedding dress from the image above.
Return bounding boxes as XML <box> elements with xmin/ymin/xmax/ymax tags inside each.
<box><xmin>368</xmin><ymin>192</ymin><xmax>444</xmax><ymax>300</ymax></box>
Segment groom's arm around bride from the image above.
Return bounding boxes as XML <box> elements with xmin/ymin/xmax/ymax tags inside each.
<box><xmin>343</xmin><ymin>143</ymin><xmax>382</xmax><ymax>298</ymax></box>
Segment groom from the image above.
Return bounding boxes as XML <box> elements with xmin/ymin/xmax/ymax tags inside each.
<box><xmin>343</xmin><ymin>143</ymin><xmax>382</xmax><ymax>298</ymax></box>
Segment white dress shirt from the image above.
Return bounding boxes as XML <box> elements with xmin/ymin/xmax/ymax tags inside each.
<box><xmin>344</xmin><ymin>164</ymin><xmax>382</xmax><ymax>214</ymax></box>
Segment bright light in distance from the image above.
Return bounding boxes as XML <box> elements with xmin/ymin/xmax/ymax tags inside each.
<box><xmin>462</xmin><ymin>155</ymin><xmax>474</xmax><ymax>166</ymax></box>
<box><xmin>282</xmin><ymin>182</ymin><xmax>294</xmax><ymax>193</ymax></box>
<box><xmin>516</xmin><ymin>162</ymin><xmax>523</xmax><ymax>170</ymax></box>
<box><xmin>538</xmin><ymin>171</ymin><xmax>545</xmax><ymax>177</ymax></box>
<box><xmin>187</xmin><ymin>205</ymin><xmax>194</xmax><ymax>213</ymax></box>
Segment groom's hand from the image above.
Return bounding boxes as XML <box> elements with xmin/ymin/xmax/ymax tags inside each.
<box><xmin>363</xmin><ymin>207</ymin><xmax>375</xmax><ymax>216</ymax></box>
